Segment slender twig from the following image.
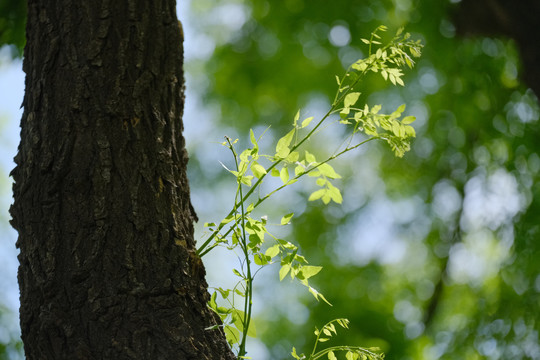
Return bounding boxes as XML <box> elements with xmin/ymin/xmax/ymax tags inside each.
<box><xmin>226</xmin><ymin>138</ymin><xmax>253</xmax><ymax>358</ymax></box>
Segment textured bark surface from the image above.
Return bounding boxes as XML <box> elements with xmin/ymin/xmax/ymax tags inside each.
<box><xmin>454</xmin><ymin>0</ymin><xmax>540</xmax><ymax>97</ymax></box>
<box><xmin>10</xmin><ymin>1</ymin><xmax>235</xmax><ymax>359</ymax></box>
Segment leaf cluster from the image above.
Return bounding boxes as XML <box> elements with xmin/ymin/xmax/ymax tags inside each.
<box><xmin>197</xmin><ymin>26</ymin><xmax>422</xmax><ymax>359</ymax></box>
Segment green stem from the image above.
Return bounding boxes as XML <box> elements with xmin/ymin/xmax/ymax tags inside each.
<box><xmin>198</xmin><ymin>73</ymin><xmax>364</xmax><ymax>257</ymax></box>
<box><xmin>226</xmin><ymin>138</ymin><xmax>253</xmax><ymax>358</ymax></box>
<box><xmin>254</xmin><ymin>137</ymin><xmax>378</xmax><ymax>210</ymax></box>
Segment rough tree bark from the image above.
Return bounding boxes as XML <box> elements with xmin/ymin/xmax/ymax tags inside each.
<box><xmin>9</xmin><ymin>1</ymin><xmax>236</xmax><ymax>359</ymax></box>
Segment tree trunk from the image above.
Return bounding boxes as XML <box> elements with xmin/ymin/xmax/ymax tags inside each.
<box><xmin>454</xmin><ymin>0</ymin><xmax>540</xmax><ymax>97</ymax></box>
<box><xmin>10</xmin><ymin>1</ymin><xmax>235</xmax><ymax>359</ymax></box>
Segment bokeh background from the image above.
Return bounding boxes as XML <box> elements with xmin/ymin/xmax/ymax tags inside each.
<box><xmin>1</xmin><ymin>0</ymin><xmax>539</xmax><ymax>359</ymax></box>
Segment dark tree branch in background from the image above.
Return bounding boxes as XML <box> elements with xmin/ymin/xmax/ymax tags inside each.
<box><xmin>454</xmin><ymin>0</ymin><xmax>540</xmax><ymax>97</ymax></box>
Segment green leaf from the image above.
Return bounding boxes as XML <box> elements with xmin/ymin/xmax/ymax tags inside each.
<box><xmin>216</xmin><ymin>287</ymin><xmax>230</xmax><ymax>299</ymax></box>
<box><xmin>286</xmin><ymin>151</ymin><xmax>299</xmax><ymax>163</ymax></box>
<box><xmin>208</xmin><ymin>292</ymin><xmax>218</xmax><ymax>311</ymax></box>
<box><xmin>271</xmin><ymin>168</ymin><xmax>280</xmax><ymax>177</ymax></box>
<box><xmin>309</xmin><ymin>286</ymin><xmax>332</xmax><ymax>305</ymax></box>
<box><xmin>254</xmin><ymin>253</ymin><xmax>268</xmax><ymax>265</ymax></box>
<box><xmin>231</xmin><ymin>309</ymin><xmax>245</xmax><ymax>332</ymax></box>
<box><xmin>251</xmin><ymin>162</ymin><xmax>267</xmax><ymax>178</ymax></box>
<box><xmin>318</xmin><ymin>163</ymin><xmax>341</xmax><ymax>179</ymax></box>
<box><xmin>322</xmin><ymin>194</ymin><xmax>331</xmax><ymax>205</ymax></box>
<box><xmin>337</xmin><ymin>319</ymin><xmax>350</xmax><ymax>328</ymax></box>
<box><xmin>308</xmin><ymin>189</ymin><xmax>326</xmax><ymax>201</ymax></box>
<box><xmin>221</xmin><ymin>215</ymin><xmax>235</xmax><ymax>225</ymax></box>
<box><xmin>316</xmin><ymin>178</ymin><xmax>327</xmax><ymax>187</ymax></box>
<box><xmin>232</xmin><ymin>268</ymin><xmax>243</xmax><ymax>278</ymax></box>
<box><xmin>301</xmin><ymin>116</ymin><xmax>314</xmax><ymax>128</ymax></box>
<box><xmin>265</xmin><ymin>244</ymin><xmax>280</xmax><ymax>258</ymax></box>
<box><xmin>279</xmin><ymin>264</ymin><xmax>291</xmax><ymax>281</ymax></box>
<box><xmin>291</xmin><ymin>347</ymin><xmax>303</xmax><ymax>360</ymax></box>
<box><xmin>280</xmin><ymin>167</ymin><xmax>289</xmax><ymax>184</ymax></box>
<box><xmin>344</xmin><ymin>92</ymin><xmax>361</xmax><ymax>108</ymax></box>
<box><xmin>295</xmin><ymin>164</ymin><xmax>305</xmax><ymax>176</ymax></box>
<box><xmin>240</xmin><ymin>175</ymin><xmax>253</xmax><ymax>186</ymax></box>
<box><xmin>301</xmin><ymin>265</ymin><xmax>322</xmax><ymax>280</ymax></box>
<box><xmin>281</xmin><ymin>213</ymin><xmax>294</xmax><ymax>225</ymax></box>
<box><xmin>352</xmin><ymin>60</ymin><xmax>368</xmax><ymax>72</ymax></box>
<box><xmin>293</xmin><ymin>110</ymin><xmax>300</xmax><ymax>127</ymax></box>
<box><xmin>328</xmin><ymin>351</ymin><xmax>337</xmax><ymax>360</ymax></box>
<box><xmin>340</xmin><ymin>107</ymin><xmax>351</xmax><ymax>119</ymax></box>
<box><xmin>405</xmin><ymin>125</ymin><xmax>416</xmax><ymax>137</ymax></box>
<box><xmin>402</xmin><ymin>115</ymin><xmax>415</xmax><ymax>124</ymax></box>
<box><xmin>305</xmin><ymin>150</ymin><xmax>316</xmax><ymax>164</ymax></box>
<box><xmin>328</xmin><ymin>184</ymin><xmax>343</xmax><ymax>204</ymax></box>
<box><xmin>371</xmin><ymin>104</ymin><xmax>381</xmax><ymax>114</ymax></box>
<box><xmin>224</xmin><ymin>325</ymin><xmax>240</xmax><ymax>346</ymax></box>
<box><xmin>247</xmin><ymin>321</ymin><xmax>257</xmax><ymax>338</ymax></box>
<box><xmin>275</xmin><ymin>129</ymin><xmax>295</xmax><ymax>158</ymax></box>
<box><xmin>249</xmin><ymin>129</ymin><xmax>258</xmax><ymax>148</ymax></box>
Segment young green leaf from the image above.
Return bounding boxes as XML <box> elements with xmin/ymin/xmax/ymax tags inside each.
<box><xmin>291</xmin><ymin>347</ymin><xmax>303</xmax><ymax>360</ymax></box>
<box><xmin>308</xmin><ymin>189</ymin><xmax>326</xmax><ymax>202</ymax></box>
<box><xmin>402</xmin><ymin>115</ymin><xmax>415</xmax><ymax>124</ymax></box>
<box><xmin>301</xmin><ymin>116</ymin><xmax>314</xmax><ymax>128</ymax></box>
<box><xmin>249</xmin><ymin>129</ymin><xmax>258</xmax><ymax>148</ymax></box>
<box><xmin>280</xmin><ymin>167</ymin><xmax>289</xmax><ymax>184</ymax></box>
<box><xmin>309</xmin><ymin>286</ymin><xmax>332</xmax><ymax>305</ymax></box>
<box><xmin>300</xmin><ymin>265</ymin><xmax>322</xmax><ymax>280</ymax></box>
<box><xmin>279</xmin><ymin>264</ymin><xmax>291</xmax><ymax>281</ymax></box>
<box><xmin>286</xmin><ymin>151</ymin><xmax>300</xmax><ymax>163</ymax></box>
<box><xmin>265</xmin><ymin>244</ymin><xmax>280</xmax><ymax>258</ymax></box>
<box><xmin>254</xmin><ymin>253</ymin><xmax>269</xmax><ymax>266</ymax></box>
<box><xmin>275</xmin><ymin>129</ymin><xmax>295</xmax><ymax>158</ymax></box>
<box><xmin>305</xmin><ymin>150</ymin><xmax>316</xmax><ymax>164</ymax></box>
<box><xmin>251</xmin><ymin>162</ymin><xmax>267</xmax><ymax>178</ymax></box>
<box><xmin>224</xmin><ymin>326</ymin><xmax>240</xmax><ymax>346</ymax></box>
<box><xmin>293</xmin><ymin>110</ymin><xmax>300</xmax><ymax>127</ymax></box>
<box><xmin>344</xmin><ymin>92</ymin><xmax>361</xmax><ymax>108</ymax></box>
<box><xmin>318</xmin><ymin>163</ymin><xmax>341</xmax><ymax>179</ymax></box>
<box><xmin>281</xmin><ymin>213</ymin><xmax>294</xmax><ymax>225</ymax></box>
<box><xmin>239</xmin><ymin>175</ymin><xmax>253</xmax><ymax>186</ymax></box>
<box><xmin>327</xmin><ymin>184</ymin><xmax>343</xmax><ymax>204</ymax></box>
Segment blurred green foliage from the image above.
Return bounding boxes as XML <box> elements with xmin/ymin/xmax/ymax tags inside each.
<box><xmin>186</xmin><ymin>0</ymin><xmax>540</xmax><ymax>359</ymax></box>
<box><xmin>0</xmin><ymin>0</ymin><xmax>26</xmax><ymax>57</ymax></box>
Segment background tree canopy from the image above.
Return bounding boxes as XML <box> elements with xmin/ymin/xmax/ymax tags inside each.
<box><xmin>1</xmin><ymin>0</ymin><xmax>539</xmax><ymax>359</ymax></box>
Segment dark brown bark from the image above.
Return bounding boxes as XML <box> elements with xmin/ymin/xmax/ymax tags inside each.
<box><xmin>10</xmin><ymin>1</ymin><xmax>235</xmax><ymax>359</ymax></box>
<box><xmin>454</xmin><ymin>0</ymin><xmax>540</xmax><ymax>97</ymax></box>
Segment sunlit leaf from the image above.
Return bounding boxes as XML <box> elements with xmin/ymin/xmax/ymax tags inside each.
<box><xmin>299</xmin><ymin>116</ymin><xmax>314</xmax><ymax>129</ymax></box>
<box><xmin>275</xmin><ymin>129</ymin><xmax>295</xmax><ymax>158</ymax></box>
<box><xmin>281</xmin><ymin>213</ymin><xmax>294</xmax><ymax>225</ymax></box>
<box><xmin>344</xmin><ymin>92</ymin><xmax>361</xmax><ymax>108</ymax></box>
